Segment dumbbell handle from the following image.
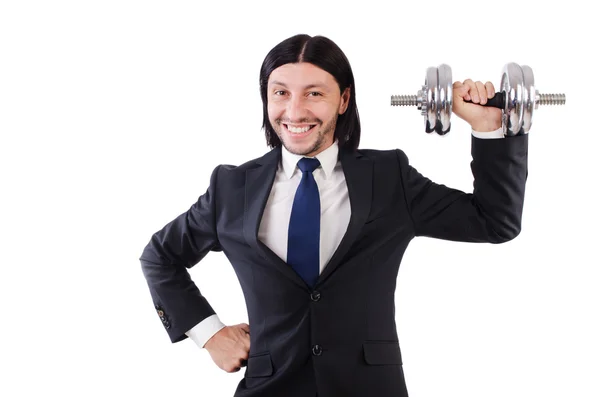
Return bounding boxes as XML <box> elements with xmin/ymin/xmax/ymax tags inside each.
<box><xmin>465</xmin><ymin>92</ymin><xmax>504</xmax><ymax>108</ymax></box>
<box><xmin>390</xmin><ymin>91</ymin><xmax>565</xmax><ymax>108</ymax></box>
<box><xmin>465</xmin><ymin>91</ymin><xmax>566</xmax><ymax>108</ymax></box>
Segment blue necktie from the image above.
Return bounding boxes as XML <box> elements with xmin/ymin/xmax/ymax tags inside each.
<box><xmin>287</xmin><ymin>157</ymin><xmax>321</xmax><ymax>288</ymax></box>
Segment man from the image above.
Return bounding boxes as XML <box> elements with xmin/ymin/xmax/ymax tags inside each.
<box><xmin>140</xmin><ymin>34</ymin><xmax>527</xmax><ymax>397</ymax></box>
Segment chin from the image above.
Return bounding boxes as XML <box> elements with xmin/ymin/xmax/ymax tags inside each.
<box><xmin>284</xmin><ymin>141</ymin><xmax>319</xmax><ymax>156</ymax></box>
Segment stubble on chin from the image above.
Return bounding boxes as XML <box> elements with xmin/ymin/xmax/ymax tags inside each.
<box><xmin>286</xmin><ymin>134</ymin><xmax>325</xmax><ymax>156</ymax></box>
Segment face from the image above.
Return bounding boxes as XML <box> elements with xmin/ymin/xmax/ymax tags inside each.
<box><xmin>267</xmin><ymin>62</ymin><xmax>350</xmax><ymax>157</ymax></box>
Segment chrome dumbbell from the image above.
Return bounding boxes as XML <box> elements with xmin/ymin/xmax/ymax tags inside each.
<box><xmin>391</xmin><ymin>63</ymin><xmax>566</xmax><ymax>136</ymax></box>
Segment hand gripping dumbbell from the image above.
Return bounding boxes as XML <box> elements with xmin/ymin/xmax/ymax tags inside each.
<box><xmin>390</xmin><ymin>63</ymin><xmax>566</xmax><ymax>136</ymax></box>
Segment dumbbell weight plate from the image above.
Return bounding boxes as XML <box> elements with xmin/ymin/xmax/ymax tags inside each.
<box><xmin>521</xmin><ymin>65</ymin><xmax>535</xmax><ymax>134</ymax></box>
<box><xmin>424</xmin><ymin>66</ymin><xmax>438</xmax><ymax>133</ymax></box>
<box><xmin>501</xmin><ymin>63</ymin><xmax>525</xmax><ymax>136</ymax></box>
<box><xmin>423</xmin><ymin>64</ymin><xmax>453</xmax><ymax>135</ymax></box>
<box><xmin>436</xmin><ymin>64</ymin><xmax>452</xmax><ymax>134</ymax></box>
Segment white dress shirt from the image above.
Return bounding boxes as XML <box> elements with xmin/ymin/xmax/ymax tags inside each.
<box><xmin>186</xmin><ymin>127</ymin><xmax>505</xmax><ymax>349</ymax></box>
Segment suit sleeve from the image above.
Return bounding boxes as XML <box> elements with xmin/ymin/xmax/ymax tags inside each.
<box><xmin>140</xmin><ymin>165</ymin><xmax>223</xmax><ymax>343</ymax></box>
<box><xmin>397</xmin><ymin>134</ymin><xmax>528</xmax><ymax>244</ymax></box>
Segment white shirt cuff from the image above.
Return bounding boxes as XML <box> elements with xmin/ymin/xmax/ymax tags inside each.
<box><xmin>185</xmin><ymin>314</ymin><xmax>226</xmax><ymax>349</ymax></box>
<box><xmin>471</xmin><ymin>127</ymin><xmax>504</xmax><ymax>139</ymax></box>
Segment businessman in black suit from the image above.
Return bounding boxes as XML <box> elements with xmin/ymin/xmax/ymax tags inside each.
<box><xmin>140</xmin><ymin>33</ymin><xmax>528</xmax><ymax>397</ymax></box>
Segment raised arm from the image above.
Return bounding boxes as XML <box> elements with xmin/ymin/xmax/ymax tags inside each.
<box><xmin>397</xmin><ymin>78</ymin><xmax>529</xmax><ymax>243</ymax></box>
<box><xmin>398</xmin><ymin>133</ymin><xmax>528</xmax><ymax>243</ymax></box>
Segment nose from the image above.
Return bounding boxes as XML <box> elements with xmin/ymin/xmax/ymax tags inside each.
<box><xmin>285</xmin><ymin>95</ymin><xmax>307</xmax><ymax>122</ymax></box>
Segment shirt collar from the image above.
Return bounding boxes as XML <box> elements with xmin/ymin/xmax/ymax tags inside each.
<box><xmin>281</xmin><ymin>139</ymin><xmax>339</xmax><ymax>180</ymax></box>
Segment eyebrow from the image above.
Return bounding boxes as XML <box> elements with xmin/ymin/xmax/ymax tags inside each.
<box><xmin>270</xmin><ymin>81</ymin><xmax>328</xmax><ymax>90</ymax></box>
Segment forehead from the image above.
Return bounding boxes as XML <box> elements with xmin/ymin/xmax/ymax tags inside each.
<box><xmin>268</xmin><ymin>62</ymin><xmax>338</xmax><ymax>89</ymax></box>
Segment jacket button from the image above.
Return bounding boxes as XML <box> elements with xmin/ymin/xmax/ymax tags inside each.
<box><xmin>310</xmin><ymin>291</ymin><xmax>321</xmax><ymax>301</ymax></box>
<box><xmin>312</xmin><ymin>344</ymin><xmax>322</xmax><ymax>356</ymax></box>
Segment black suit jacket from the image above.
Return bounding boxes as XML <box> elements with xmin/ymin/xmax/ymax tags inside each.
<box><xmin>140</xmin><ymin>135</ymin><xmax>528</xmax><ymax>397</ymax></box>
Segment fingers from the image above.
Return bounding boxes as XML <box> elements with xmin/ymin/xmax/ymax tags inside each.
<box><xmin>462</xmin><ymin>79</ymin><xmax>475</xmax><ymax>101</ymax></box>
<box><xmin>452</xmin><ymin>80</ymin><xmax>468</xmax><ymax>97</ymax></box>
<box><xmin>230</xmin><ymin>339</ymin><xmax>250</xmax><ymax>373</ymax></box>
<box><xmin>232</xmin><ymin>324</ymin><xmax>251</xmax><ymax>351</ymax></box>
<box><xmin>239</xmin><ymin>323</ymin><xmax>250</xmax><ymax>333</ymax></box>
<box><xmin>242</xmin><ymin>329</ymin><xmax>251</xmax><ymax>351</ymax></box>
<box><xmin>205</xmin><ymin>324</ymin><xmax>252</xmax><ymax>374</ymax></box>
<box><xmin>455</xmin><ymin>79</ymin><xmax>495</xmax><ymax>104</ymax></box>
<box><xmin>236</xmin><ymin>324</ymin><xmax>251</xmax><ymax>371</ymax></box>
<box><xmin>225</xmin><ymin>341</ymin><xmax>250</xmax><ymax>373</ymax></box>
<box><xmin>453</xmin><ymin>80</ymin><xmax>470</xmax><ymax>101</ymax></box>
<box><xmin>475</xmin><ymin>81</ymin><xmax>487</xmax><ymax>104</ymax></box>
<box><xmin>464</xmin><ymin>79</ymin><xmax>485</xmax><ymax>104</ymax></box>
<box><xmin>485</xmin><ymin>81</ymin><xmax>495</xmax><ymax>99</ymax></box>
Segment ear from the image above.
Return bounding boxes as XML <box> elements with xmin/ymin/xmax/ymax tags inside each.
<box><xmin>338</xmin><ymin>87</ymin><xmax>351</xmax><ymax>115</ymax></box>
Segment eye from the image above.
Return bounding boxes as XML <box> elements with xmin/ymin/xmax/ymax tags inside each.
<box><xmin>308</xmin><ymin>92</ymin><xmax>322</xmax><ymax>97</ymax></box>
<box><xmin>274</xmin><ymin>90</ymin><xmax>286</xmax><ymax>96</ymax></box>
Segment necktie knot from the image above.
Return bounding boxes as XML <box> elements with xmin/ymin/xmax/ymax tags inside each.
<box><xmin>297</xmin><ymin>157</ymin><xmax>320</xmax><ymax>173</ymax></box>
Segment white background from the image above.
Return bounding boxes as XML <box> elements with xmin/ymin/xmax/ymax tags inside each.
<box><xmin>1</xmin><ymin>1</ymin><xmax>598</xmax><ymax>396</ymax></box>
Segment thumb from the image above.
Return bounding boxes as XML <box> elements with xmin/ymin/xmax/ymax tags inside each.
<box><xmin>239</xmin><ymin>323</ymin><xmax>250</xmax><ymax>333</ymax></box>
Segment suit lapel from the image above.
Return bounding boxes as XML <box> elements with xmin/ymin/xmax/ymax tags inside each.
<box><xmin>243</xmin><ymin>144</ymin><xmax>373</xmax><ymax>290</ymax></box>
<box><xmin>317</xmin><ymin>148</ymin><xmax>373</xmax><ymax>285</ymax></box>
<box><xmin>243</xmin><ymin>147</ymin><xmax>308</xmax><ymax>289</ymax></box>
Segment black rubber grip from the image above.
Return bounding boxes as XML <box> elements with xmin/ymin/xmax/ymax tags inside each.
<box><xmin>465</xmin><ymin>92</ymin><xmax>504</xmax><ymax>108</ymax></box>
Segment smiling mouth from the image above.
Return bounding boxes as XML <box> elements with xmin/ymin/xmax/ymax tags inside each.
<box><xmin>283</xmin><ymin>124</ymin><xmax>318</xmax><ymax>135</ymax></box>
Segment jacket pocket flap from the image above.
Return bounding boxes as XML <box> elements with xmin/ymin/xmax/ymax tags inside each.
<box><xmin>363</xmin><ymin>341</ymin><xmax>403</xmax><ymax>365</ymax></box>
<box><xmin>246</xmin><ymin>352</ymin><xmax>273</xmax><ymax>378</ymax></box>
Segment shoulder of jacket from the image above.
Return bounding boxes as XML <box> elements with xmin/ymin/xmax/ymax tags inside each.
<box><xmin>355</xmin><ymin>147</ymin><xmax>404</xmax><ymax>162</ymax></box>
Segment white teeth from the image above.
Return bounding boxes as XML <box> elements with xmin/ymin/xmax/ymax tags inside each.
<box><xmin>287</xmin><ymin>125</ymin><xmax>313</xmax><ymax>134</ymax></box>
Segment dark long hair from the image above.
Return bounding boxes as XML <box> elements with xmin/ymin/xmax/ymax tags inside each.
<box><xmin>259</xmin><ymin>34</ymin><xmax>361</xmax><ymax>152</ymax></box>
